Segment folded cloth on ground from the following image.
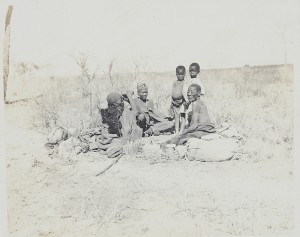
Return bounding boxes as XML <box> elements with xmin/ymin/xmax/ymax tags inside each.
<box><xmin>166</xmin><ymin>122</ymin><xmax>216</xmax><ymax>145</ymax></box>
<box><xmin>47</xmin><ymin>126</ymin><xmax>69</xmax><ymax>145</ymax></box>
<box><xmin>201</xmin><ymin>133</ymin><xmax>222</xmax><ymax>141</ymax></box>
<box><xmin>146</xmin><ymin>120</ymin><xmax>175</xmax><ymax>136</ymax></box>
<box><xmin>106</xmin><ymin>144</ymin><xmax>124</xmax><ymax>158</ymax></box>
<box><xmin>175</xmin><ymin>145</ymin><xmax>187</xmax><ymax>159</ymax></box>
<box><xmin>57</xmin><ymin>137</ymin><xmax>89</xmax><ymax>158</ymax></box>
<box><xmin>186</xmin><ymin>137</ymin><xmax>239</xmax><ymax>162</ymax></box>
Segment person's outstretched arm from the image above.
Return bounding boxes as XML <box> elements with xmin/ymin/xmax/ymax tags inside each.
<box><xmin>125</xmin><ymin>90</ymin><xmax>138</xmax><ymax>112</ymax></box>
<box><xmin>179</xmin><ymin>113</ymin><xmax>186</xmax><ymax>134</ymax></box>
<box><xmin>180</xmin><ymin>103</ymin><xmax>199</xmax><ymax>136</ymax></box>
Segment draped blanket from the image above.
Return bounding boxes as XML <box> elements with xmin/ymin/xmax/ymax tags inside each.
<box><xmin>166</xmin><ymin>122</ymin><xmax>216</xmax><ymax>145</ymax></box>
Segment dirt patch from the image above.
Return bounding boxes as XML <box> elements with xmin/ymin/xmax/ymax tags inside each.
<box><xmin>5</xmin><ymin>103</ymin><xmax>293</xmax><ymax>237</ymax></box>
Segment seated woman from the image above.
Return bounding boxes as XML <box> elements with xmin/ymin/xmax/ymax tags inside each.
<box><xmin>45</xmin><ymin>91</ymin><xmax>140</xmax><ymax>158</ymax></box>
<box><xmin>100</xmin><ymin>92</ymin><xmax>125</xmax><ymax>137</ymax></box>
<box><xmin>81</xmin><ymin>91</ymin><xmax>140</xmax><ymax>157</ymax></box>
<box><xmin>162</xmin><ymin>84</ymin><xmax>215</xmax><ymax>147</ymax></box>
<box><xmin>100</xmin><ymin>91</ymin><xmax>143</xmax><ymax>141</ymax></box>
<box><xmin>127</xmin><ymin>83</ymin><xmax>174</xmax><ymax>136</ymax></box>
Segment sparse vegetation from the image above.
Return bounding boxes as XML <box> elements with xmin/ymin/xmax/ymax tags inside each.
<box><xmin>31</xmin><ymin>63</ymin><xmax>293</xmax><ymax>161</ymax></box>
<box><xmin>7</xmin><ymin>62</ymin><xmax>294</xmax><ymax>236</ymax></box>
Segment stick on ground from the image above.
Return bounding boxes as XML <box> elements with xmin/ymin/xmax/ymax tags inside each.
<box><xmin>95</xmin><ymin>154</ymin><xmax>123</xmax><ymax>176</ymax></box>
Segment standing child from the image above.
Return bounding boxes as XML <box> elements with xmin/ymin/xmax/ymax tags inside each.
<box><xmin>182</xmin><ymin>63</ymin><xmax>205</xmax><ymax>107</ymax></box>
<box><xmin>181</xmin><ymin>63</ymin><xmax>206</xmax><ymax>117</ymax></box>
<box><xmin>169</xmin><ymin>65</ymin><xmax>187</xmax><ymax>134</ymax></box>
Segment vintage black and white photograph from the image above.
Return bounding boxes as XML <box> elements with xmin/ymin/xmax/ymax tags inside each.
<box><xmin>0</xmin><ymin>0</ymin><xmax>298</xmax><ymax>236</ymax></box>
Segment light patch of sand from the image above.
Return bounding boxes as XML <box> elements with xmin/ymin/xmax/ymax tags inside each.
<box><xmin>6</xmin><ymin>103</ymin><xmax>294</xmax><ymax>237</ymax></box>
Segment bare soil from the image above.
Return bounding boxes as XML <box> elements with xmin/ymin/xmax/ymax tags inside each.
<box><xmin>6</xmin><ymin>103</ymin><xmax>294</xmax><ymax>237</ymax></box>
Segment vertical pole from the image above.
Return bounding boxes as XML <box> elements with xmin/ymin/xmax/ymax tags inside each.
<box><xmin>3</xmin><ymin>6</ymin><xmax>13</xmax><ymax>103</ymax></box>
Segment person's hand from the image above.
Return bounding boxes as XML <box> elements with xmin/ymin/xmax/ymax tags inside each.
<box><xmin>183</xmin><ymin>101</ymin><xmax>191</xmax><ymax>109</ymax></box>
<box><xmin>172</xmin><ymin>100</ymin><xmax>181</xmax><ymax>107</ymax></box>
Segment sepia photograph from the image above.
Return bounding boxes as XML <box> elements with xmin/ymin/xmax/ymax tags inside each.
<box><xmin>0</xmin><ymin>0</ymin><xmax>299</xmax><ymax>236</ymax></box>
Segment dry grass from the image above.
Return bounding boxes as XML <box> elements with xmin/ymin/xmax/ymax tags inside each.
<box><xmin>30</xmin><ymin>63</ymin><xmax>293</xmax><ymax>162</ymax></box>
<box><xmin>6</xmin><ymin>62</ymin><xmax>294</xmax><ymax>236</ymax></box>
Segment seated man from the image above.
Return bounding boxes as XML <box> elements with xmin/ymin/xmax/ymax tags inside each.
<box><xmin>127</xmin><ymin>83</ymin><xmax>174</xmax><ymax>136</ymax></box>
<box><xmin>163</xmin><ymin>84</ymin><xmax>215</xmax><ymax>146</ymax></box>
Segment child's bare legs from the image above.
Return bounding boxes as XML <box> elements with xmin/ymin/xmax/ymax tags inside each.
<box><xmin>179</xmin><ymin>113</ymin><xmax>186</xmax><ymax>134</ymax></box>
<box><xmin>175</xmin><ymin>113</ymin><xmax>180</xmax><ymax>134</ymax></box>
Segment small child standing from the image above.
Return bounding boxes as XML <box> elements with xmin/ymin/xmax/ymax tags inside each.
<box><xmin>169</xmin><ymin>65</ymin><xmax>187</xmax><ymax>134</ymax></box>
<box><xmin>182</xmin><ymin>62</ymin><xmax>205</xmax><ymax>98</ymax></box>
<box><xmin>182</xmin><ymin>62</ymin><xmax>205</xmax><ymax>113</ymax></box>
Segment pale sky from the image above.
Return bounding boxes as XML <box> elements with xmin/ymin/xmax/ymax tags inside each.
<box><xmin>2</xmin><ymin>0</ymin><xmax>300</xmax><ymax>75</ymax></box>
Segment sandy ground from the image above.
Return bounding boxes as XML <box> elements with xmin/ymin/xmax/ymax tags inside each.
<box><xmin>5</xmin><ymin>103</ymin><xmax>294</xmax><ymax>237</ymax></box>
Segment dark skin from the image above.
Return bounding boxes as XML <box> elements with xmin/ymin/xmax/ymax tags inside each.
<box><xmin>126</xmin><ymin>88</ymin><xmax>166</xmax><ymax>136</ymax></box>
<box><xmin>172</xmin><ymin>68</ymin><xmax>186</xmax><ymax>134</ymax></box>
<box><xmin>125</xmin><ymin>88</ymin><xmax>155</xmax><ymax>115</ymax></box>
<box><xmin>176</xmin><ymin>68</ymin><xmax>185</xmax><ymax>81</ymax></box>
<box><xmin>180</xmin><ymin>85</ymin><xmax>201</xmax><ymax>136</ymax></box>
<box><xmin>125</xmin><ymin>90</ymin><xmax>138</xmax><ymax>111</ymax></box>
<box><xmin>160</xmin><ymin>85</ymin><xmax>202</xmax><ymax>151</ymax></box>
<box><xmin>172</xmin><ymin>68</ymin><xmax>185</xmax><ymax>98</ymax></box>
<box><xmin>138</xmin><ymin>87</ymin><xmax>148</xmax><ymax>102</ymax></box>
<box><xmin>189</xmin><ymin>65</ymin><xmax>200</xmax><ymax>78</ymax></box>
<box><xmin>182</xmin><ymin>65</ymin><xmax>200</xmax><ymax>108</ymax></box>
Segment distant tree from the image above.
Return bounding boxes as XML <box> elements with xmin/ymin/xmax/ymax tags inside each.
<box><xmin>103</xmin><ymin>59</ymin><xmax>116</xmax><ymax>86</ymax></box>
<box><xmin>72</xmin><ymin>53</ymin><xmax>99</xmax><ymax>116</ymax></box>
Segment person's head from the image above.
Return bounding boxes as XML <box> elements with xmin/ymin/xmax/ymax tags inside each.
<box><xmin>107</xmin><ymin>92</ymin><xmax>124</xmax><ymax>112</ymax></box>
<box><xmin>189</xmin><ymin>63</ymin><xmax>200</xmax><ymax>78</ymax></box>
<box><xmin>102</xmin><ymin>92</ymin><xmax>124</xmax><ymax>136</ymax></box>
<box><xmin>187</xmin><ymin>84</ymin><xmax>201</xmax><ymax>102</ymax></box>
<box><xmin>176</xmin><ymin>65</ymin><xmax>186</xmax><ymax>81</ymax></box>
<box><xmin>137</xmin><ymin>83</ymin><xmax>148</xmax><ymax>101</ymax></box>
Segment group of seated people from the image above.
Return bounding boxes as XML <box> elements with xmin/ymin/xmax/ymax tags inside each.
<box><xmin>45</xmin><ymin>62</ymin><xmax>216</xmax><ymax>157</ymax></box>
<box><xmin>102</xmin><ymin>62</ymin><xmax>216</xmax><ymax>146</ymax></box>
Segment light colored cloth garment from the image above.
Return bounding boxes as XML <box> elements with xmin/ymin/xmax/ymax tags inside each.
<box><xmin>186</xmin><ymin>137</ymin><xmax>239</xmax><ymax>162</ymax></box>
<box><xmin>166</xmin><ymin>122</ymin><xmax>216</xmax><ymax>145</ymax></box>
<box><xmin>149</xmin><ymin>120</ymin><xmax>175</xmax><ymax>135</ymax></box>
<box><xmin>45</xmin><ymin>126</ymin><xmax>69</xmax><ymax>149</ymax></box>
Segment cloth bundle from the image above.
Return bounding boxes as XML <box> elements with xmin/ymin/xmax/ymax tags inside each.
<box><xmin>186</xmin><ymin>136</ymin><xmax>239</xmax><ymax>162</ymax></box>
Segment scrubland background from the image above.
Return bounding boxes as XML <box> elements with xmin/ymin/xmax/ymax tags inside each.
<box><xmin>5</xmin><ymin>63</ymin><xmax>294</xmax><ymax>236</ymax></box>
